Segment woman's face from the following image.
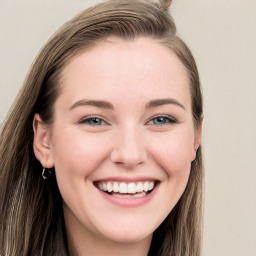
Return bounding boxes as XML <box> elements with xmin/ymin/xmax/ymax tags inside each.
<box><xmin>35</xmin><ymin>37</ymin><xmax>201</xmax><ymax>245</ymax></box>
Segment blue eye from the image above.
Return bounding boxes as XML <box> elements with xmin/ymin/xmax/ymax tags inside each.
<box><xmin>79</xmin><ymin>117</ymin><xmax>105</xmax><ymax>125</ymax></box>
<box><xmin>150</xmin><ymin>116</ymin><xmax>177</xmax><ymax>125</ymax></box>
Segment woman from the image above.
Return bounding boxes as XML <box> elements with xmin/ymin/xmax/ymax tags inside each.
<box><xmin>0</xmin><ymin>0</ymin><xmax>203</xmax><ymax>255</ymax></box>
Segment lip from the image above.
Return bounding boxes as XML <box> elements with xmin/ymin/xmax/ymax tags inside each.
<box><xmin>95</xmin><ymin>181</ymin><xmax>160</xmax><ymax>207</ymax></box>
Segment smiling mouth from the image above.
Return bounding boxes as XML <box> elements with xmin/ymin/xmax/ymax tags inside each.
<box><xmin>94</xmin><ymin>181</ymin><xmax>157</xmax><ymax>198</ymax></box>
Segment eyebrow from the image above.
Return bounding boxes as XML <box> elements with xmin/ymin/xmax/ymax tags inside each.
<box><xmin>145</xmin><ymin>98</ymin><xmax>186</xmax><ymax>110</ymax></box>
<box><xmin>69</xmin><ymin>99</ymin><xmax>114</xmax><ymax>111</ymax></box>
<box><xmin>69</xmin><ymin>98</ymin><xmax>185</xmax><ymax>111</ymax></box>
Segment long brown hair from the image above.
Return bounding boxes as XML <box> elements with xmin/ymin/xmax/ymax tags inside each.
<box><xmin>0</xmin><ymin>1</ymin><xmax>203</xmax><ymax>255</ymax></box>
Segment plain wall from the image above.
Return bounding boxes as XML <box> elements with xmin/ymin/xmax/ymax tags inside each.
<box><xmin>1</xmin><ymin>0</ymin><xmax>256</xmax><ymax>255</ymax></box>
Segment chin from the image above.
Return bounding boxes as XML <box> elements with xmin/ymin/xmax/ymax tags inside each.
<box><xmin>96</xmin><ymin>220</ymin><xmax>156</xmax><ymax>244</ymax></box>
<box><xmin>107</xmin><ymin>231</ymin><xmax>152</xmax><ymax>244</ymax></box>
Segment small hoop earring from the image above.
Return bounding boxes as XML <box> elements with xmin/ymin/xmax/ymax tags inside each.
<box><xmin>42</xmin><ymin>167</ymin><xmax>52</xmax><ymax>180</ymax></box>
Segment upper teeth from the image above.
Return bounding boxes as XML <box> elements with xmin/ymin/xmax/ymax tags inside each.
<box><xmin>97</xmin><ymin>181</ymin><xmax>155</xmax><ymax>194</ymax></box>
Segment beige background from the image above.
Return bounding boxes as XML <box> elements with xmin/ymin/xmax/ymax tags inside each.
<box><xmin>1</xmin><ymin>0</ymin><xmax>256</xmax><ymax>255</ymax></box>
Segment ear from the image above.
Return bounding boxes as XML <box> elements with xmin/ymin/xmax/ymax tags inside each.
<box><xmin>33</xmin><ymin>114</ymin><xmax>54</xmax><ymax>168</ymax></box>
<box><xmin>192</xmin><ymin>118</ymin><xmax>203</xmax><ymax>160</ymax></box>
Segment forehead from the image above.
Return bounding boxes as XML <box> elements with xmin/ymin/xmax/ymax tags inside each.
<box><xmin>59</xmin><ymin>37</ymin><xmax>191</xmax><ymax>107</ymax></box>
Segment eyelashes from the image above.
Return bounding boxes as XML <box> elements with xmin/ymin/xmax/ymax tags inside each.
<box><xmin>147</xmin><ymin>115</ymin><xmax>177</xmax><ymax>125</ymax></box>
<box><xmin>78</xmin><ymin>115</ymin><xmax>178</xmax><ymax>126</ymax></box>
<box><xmin>79</xmin><ymin>116</ymin><xmax>107</xmax><ymax>126</ymax></box>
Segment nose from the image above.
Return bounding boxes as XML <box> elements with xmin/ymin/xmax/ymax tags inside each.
<box><xmin>110</xmin><ymin>128</ymin><xmax>147</xmax><ymax>169</ymax></box>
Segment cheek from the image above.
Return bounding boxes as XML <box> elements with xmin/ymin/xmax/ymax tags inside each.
<box><xmin>51</xmin><ymin>130</ymin><xmax>111</xmax><ymax>178</ymax></box>
<box><xmin>149</xmin><ymin>128</ymin><xmax>195</xmax><ymax>176</ymax></box>
<box><xmin>146</xmin><ymin>131</ymin><xmax>194</xmax><ymax>217</ymax></box>
<box><xmin>50</xmin><ymin>130</ymin><xmax>112</xmax><ymax>219</ymax></box>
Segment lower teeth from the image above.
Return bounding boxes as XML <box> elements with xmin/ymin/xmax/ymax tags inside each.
<box><xmin>106</xmin><ymin>187</ymin><xmax>155</xmax><ymax>198</ymax></box>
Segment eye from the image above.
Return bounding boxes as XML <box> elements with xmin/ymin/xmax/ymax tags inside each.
<box><xmin>148</xmin><ymin>115</ymin><xmax>177</xmax><ymax>125</ymax></box>
<box><xmin>79</xmin><ymin>117</ymin><xmax>106</xmax><ymax>126</ymax></box>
